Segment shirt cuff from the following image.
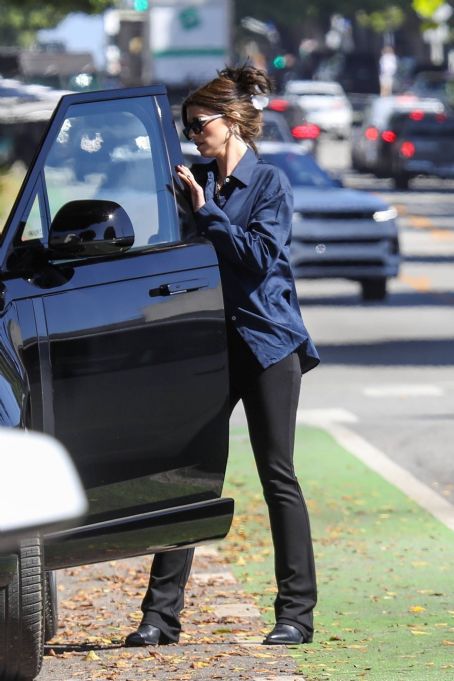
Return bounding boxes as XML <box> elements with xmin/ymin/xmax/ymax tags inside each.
<box><xmin>194</xmin><ymin>198</ymin><xmax>225</xmax><ymax>234</ymax></box>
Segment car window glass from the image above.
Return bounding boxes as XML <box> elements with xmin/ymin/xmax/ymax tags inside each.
<box><xmin>401</xmin><ymin>118</ymin><xmax>454</xmax><ymax>137</ymax></box>
<box><xmin>261</xmin><ymin>120</ymin><xmax>285</xmax><ymax>141</ymax></box>
<box><xmin>21</xmin><ymin>193</ymin><xmax>43</xmax><ymax>241</ymax></box>
<box><xmin>261</xmin><ymin>153</ymin><xmax>334</xmax><ymax>188</ymax></box>
<box><xmin>42</xmin><ymin>97</ymin><xmax>178</xmax><ymax>250</ymax></box>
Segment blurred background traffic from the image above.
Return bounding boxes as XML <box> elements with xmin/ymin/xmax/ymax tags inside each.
<box><xmin>2</xmin><ymin>1</ymin><xmax>454</xmax><ymax>297</ymax></box>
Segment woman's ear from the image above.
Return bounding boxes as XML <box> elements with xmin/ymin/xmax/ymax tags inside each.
<box><xmin>226</xmin><ymin>111</ymin><xmax>241</xmax><ymax>124</ymax></box>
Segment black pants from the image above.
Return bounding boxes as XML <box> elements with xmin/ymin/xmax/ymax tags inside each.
<box><xmin>140</xmin><ymin>327</ymin><xmax>317</xmax><ymax>641</ymax></box>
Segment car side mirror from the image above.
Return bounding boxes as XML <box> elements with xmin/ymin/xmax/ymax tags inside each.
<box><xmin>48</xmin><ymin>199</ymin><xmax>134</xmax><ymax>258</ymax></box>
<box><xmin>0</xmin><ymin>429</ymin><xmax>87</xmax><ymax>549</ymax></box>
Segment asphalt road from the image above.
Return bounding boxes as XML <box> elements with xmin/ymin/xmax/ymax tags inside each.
<box><xmin>295</xmin><ymin>136</ymin><xmax>454</xmax><ymax>509</ymax></box>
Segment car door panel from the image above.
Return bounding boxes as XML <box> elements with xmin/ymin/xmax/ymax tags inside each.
<box><xmin>40</xmin><ymin>248</ymin><xmax>228</xmax><ymax>520</ymax></box>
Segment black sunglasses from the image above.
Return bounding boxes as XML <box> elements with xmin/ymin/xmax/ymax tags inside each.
<box><xmin>182</xmin><ymin>114</ymin><xmax>224</xmax><ymax>140</ymax></box>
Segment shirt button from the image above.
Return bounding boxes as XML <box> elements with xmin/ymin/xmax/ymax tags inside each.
<box><xmin>231</xmin><ymin>315</ymin><xmax>237</xmax><ymax>321</ymax></box>
<box><xmin>225</xmin><ymin>177</ymin><xmax>230</xmax><ymax>183</ymax></box>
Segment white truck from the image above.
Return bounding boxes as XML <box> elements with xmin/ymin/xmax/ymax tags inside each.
<box><xmin>148</xmin><ymin>0</ymin><xmax>232</xmax><ymax>86</ymax></box>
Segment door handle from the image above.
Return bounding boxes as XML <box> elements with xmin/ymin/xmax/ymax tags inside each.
<box><xmin>149</xmin><ymin>278</ymin><xmax>209</xmax><ymax>297</ymax></box>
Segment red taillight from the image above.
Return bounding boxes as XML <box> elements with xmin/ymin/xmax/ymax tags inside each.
<box><xmin>291</xmin><ymin>123</ymin><xmax>320</xmax><ymax>140</ymax></box>
<box><xmin>365</xmin><ymin>126</ymin><xmax>378</xmax><ymax>141</ymax></box>
<box><xmin>400</xmin><ymin>141</ymin><xmax>415</xmax><ymax>158</ymax></box>
<box><xmin>381</xmin><ymin>130</ymin><xmax>397</xmax><ymax>143</ymax></box>
<box><xmin>409</xmin><ymin>110</ymin><xmax>424</xmax><ymax>121</ymax></box>
<box><xmin>268</xmin><ymin>98</ymin><xmax>289</xmax><ymax>112</ymax></box>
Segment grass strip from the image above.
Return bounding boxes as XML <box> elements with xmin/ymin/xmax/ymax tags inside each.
<box><xmin>220</xmin><ymin>425</ymin><xmax>454</xmax><ymax>681</ymax></box>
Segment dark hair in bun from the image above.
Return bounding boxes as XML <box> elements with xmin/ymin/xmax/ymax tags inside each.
<box><xmin>182</xmin><ymin>64</ymin><xmax>272</xmax><ymax>152</ymax></box>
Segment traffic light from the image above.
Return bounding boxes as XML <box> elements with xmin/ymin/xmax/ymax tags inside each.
<box><xmin>273</xmin><ymin>55</ymin><xmax>287</xmax><ymax>69</ymax></box>
<box><xmin>134</xmin><ymin>0</ymin><xmax>149</xmax><ymax>10</ymax></box>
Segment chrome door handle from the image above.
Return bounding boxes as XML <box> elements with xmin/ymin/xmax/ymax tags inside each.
<box><xmin>149</xmin><ymin>278</ymin><xmax>209</xmax><ymax>297</ymax></box>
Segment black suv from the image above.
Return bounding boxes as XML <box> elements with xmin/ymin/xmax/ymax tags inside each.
<box><xmin>388</xmin><ymin>110</ymin><xmax>454</xmax><ymax>189</ymax></box>
<box><xmin>0</xmin><ymin>85</ymin><xmax>233</xmax><ymax>680</ymax></box>
<box><xmin>351</xmin><ymin>95</ymin><xmax>448</xmax><ymax>187</ymax></box>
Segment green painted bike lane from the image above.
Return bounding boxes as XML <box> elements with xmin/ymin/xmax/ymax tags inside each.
<box><xmin>218</xmin><ymin>426</ymin><xmax>454</xmax><ymax>681</ymax></box>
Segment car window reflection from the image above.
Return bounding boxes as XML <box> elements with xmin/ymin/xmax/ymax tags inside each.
<box><xmin>39</xmin><ymin>98</ymin><xmax>178</xmax><ymax>251</ymax></box>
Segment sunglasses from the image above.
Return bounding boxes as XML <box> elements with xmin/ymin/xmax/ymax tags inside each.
<box><xmin>182</xmin><ymin>114</ymin><xmax>224</xmax><ymax>140</ymax></box>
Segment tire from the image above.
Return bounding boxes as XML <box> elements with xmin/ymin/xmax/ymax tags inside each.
<box><xmin>351</xmin><ymin>154</ymin><xmax>365</xmax><ymax>173</ymax></box>
<box><xmin>0</xmin><ymin>537</ymin><xmax>44</xmax><ymax>681</ymax></box>
<box><xmin>393</xmin><ymin>173</ymin><xmax>410</xmax><ymax>190</ymax></box>
<box><xmin>44</xmin><ymin>571</ymin><xmax>58</xmax><ymax>643</ymax></box>
<box><xmin>361</xmin><ymin>278</ymin><xmax>387</xmax><ymax>301</ymax></box>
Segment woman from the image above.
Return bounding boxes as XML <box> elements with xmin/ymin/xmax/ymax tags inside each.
<box><xmin>125</xmin><ymin>65</ymin><xmax>319</xmax><ymax>648</ymax></box>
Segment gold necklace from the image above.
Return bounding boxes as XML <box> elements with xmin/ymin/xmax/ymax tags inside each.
<box><xmin>215</xmin><ymin>175</ymin><xmax>225</xmax><ymax>199</ymax></box>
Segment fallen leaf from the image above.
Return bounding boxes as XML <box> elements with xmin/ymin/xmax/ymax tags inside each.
<box><xmin>409</xmin><ymin>606</ymin><xmax>426</xmax><ymax>613</ymax></box>
<box><xmin>85</xmin><ymin>651</ymin><xmax>100</xmax><ymax>661</ymax></box>
<box><xmin>410</xmin><ymin>630</ymin><xmax>430</xmax><ymax>636</ymax></box>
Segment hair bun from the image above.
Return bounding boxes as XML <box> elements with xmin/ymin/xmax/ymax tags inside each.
<box><xmin>218</xmin><ymin>65</ymin><xmax>271</xmax><ymax>97</ymax></box>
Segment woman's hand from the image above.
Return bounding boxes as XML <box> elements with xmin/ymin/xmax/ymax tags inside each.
<box><xmin>176</xmin><ymin>164</ymin><xmax>205</xmax><ymax>212</ymax></box>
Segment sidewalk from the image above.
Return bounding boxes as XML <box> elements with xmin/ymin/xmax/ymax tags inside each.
<box><xmin>41</xmin><ymin>545</ymin><xmax>302</xmax><ymax>680</ymax></box>
<box><xmin>41</xmin><ymin>423</ymin><xmax>454</xmax><ymax>681</ymax></box>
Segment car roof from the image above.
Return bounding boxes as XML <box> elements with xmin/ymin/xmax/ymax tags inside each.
<box><xmin>256</xmin><ymin>141</ymin><xmax>309</xmax><ymax>155</ymax></box>
<box><xmin>366</xmin><ymin>95</ymin><xmax>445</xmax><ymax>125</ymax></box>
<box><xmin>285</xmin><ymin>80</ymin><xmax>344</xmax><ymax>95</ymax></box>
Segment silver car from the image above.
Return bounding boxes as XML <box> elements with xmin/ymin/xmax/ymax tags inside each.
<box><xmin>284</xmin><ymin>80</ymin><xmax>353</xmax><ymax>139</ymax></box>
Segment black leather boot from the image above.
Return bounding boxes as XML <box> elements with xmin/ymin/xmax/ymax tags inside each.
<box><xmin>263</xmin><ymin>623</ymin><xmax>312</xmax><ymax>645</ymax></box>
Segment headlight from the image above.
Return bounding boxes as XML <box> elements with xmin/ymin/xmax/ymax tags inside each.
<box><xmin>373</xmin><ymin>208</ymin><xmax>397</xmax><ymax>222</ymax></box>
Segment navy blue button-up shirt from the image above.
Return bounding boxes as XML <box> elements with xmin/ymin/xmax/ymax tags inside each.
<box><xmin>191</xmin><ymin>147</ymin><xmax>319</xmax><ymax>374</ymax></box>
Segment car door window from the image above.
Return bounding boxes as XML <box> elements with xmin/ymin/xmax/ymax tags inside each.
<box><xmin>41</xmin><ymin>97</ymin><xmax>178</xmax><ymax>250</ymax></box>
<box><xmin>21</xmin><ymin>193</ymin><xmax>43</xmax><ymax>241</ymax></box>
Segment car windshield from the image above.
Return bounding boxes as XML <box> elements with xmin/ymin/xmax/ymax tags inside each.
<box><xmin>259</xmin><ymin>152</ymin><xmax>335</xmax><ymax>188</ymax></box>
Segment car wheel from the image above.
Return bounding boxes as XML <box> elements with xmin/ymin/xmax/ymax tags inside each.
<box><xmin>351</xmin><ymin>155</ymin><xmax>365</xmax><ymax>173</ymax></box>
<box><xmin>0</xmin><ymin>537</ymin><xmax>44</xmax><ymax>681</ymax></box>
<box><xmin>361</xmin><ymin>278</ymin><xmax>387</xmax><ymax>301</ymax></box>
<box><xmin>44</xmin><ymin>571</ymin><xmax>58</xmax><ymax>642</ymax></box>
<box><xmin>393</xmin><ymin>173</ymin><xmax>410</xmax><ymax>190</ymax></box>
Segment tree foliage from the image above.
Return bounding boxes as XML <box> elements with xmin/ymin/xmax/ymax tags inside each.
<box><xmin>0</xmin><ymin>1</ymin><xmax>113</xmax><ymax>46</ymax></box>
<box><xmin>234</xmin><ymin>0</ymin><xmax>415</xmax><ymax>29</ymax></box>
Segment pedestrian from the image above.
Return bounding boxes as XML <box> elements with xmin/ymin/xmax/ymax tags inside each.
<box><xmin>125</xmin><ymin>64</ymin><xmax>320</xmax><ymax>648</ymax></box>
<box><xmin>379</xmin><ymin>45</ymin><xmax>397</xmax><ymax>97</ymax></box>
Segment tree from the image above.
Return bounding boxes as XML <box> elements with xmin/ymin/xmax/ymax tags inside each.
<box><xmin>0</xmin><ymin>1</ymin><xmax>113</xmax><ymax>46</ymax></box>
<box><xmin>234</xmin><ymin>0</ymin><xmax>414</xmax><ymax>28</ymax></box>
<box><xmin>234</xmin><ymin>0</ymin><xmax>418</xmax><ymax>54</ymax></box>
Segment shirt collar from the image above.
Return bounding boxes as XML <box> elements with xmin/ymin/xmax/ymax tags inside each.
<box><xmin>229</xmin><ymin>147</ymin><xmax>258</xmax><ymax>187</ymax></box>
<box><xmin>205</xmin><ymin>147</ymin><xmax>258</xmax><ymax>187</ymax></box>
